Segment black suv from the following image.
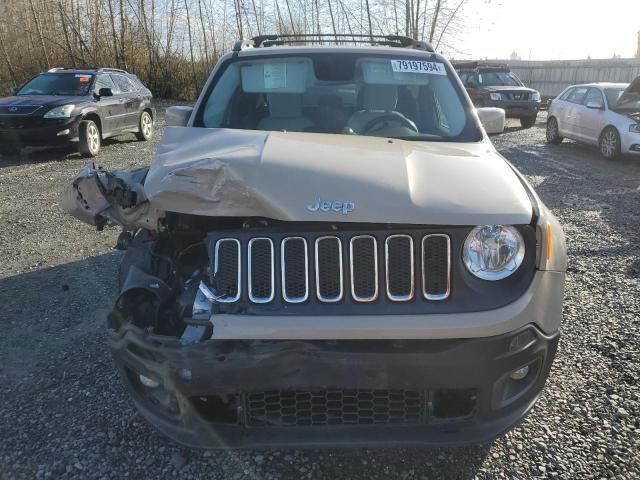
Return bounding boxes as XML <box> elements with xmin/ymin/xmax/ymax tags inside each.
<box><xmin>453</xmin><ymin>62</ymin><xmax>541</xmax><ymax>128</ymax></box>
<box><xmin>0</xmin><ymin>68</ymin><xmax>155</xmax><ymax>157</ymax></box>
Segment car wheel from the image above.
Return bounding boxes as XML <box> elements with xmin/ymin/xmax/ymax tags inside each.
<box><xmin>520</xmin><ymin>115</ymin><xmax>537</xmax><ymax>129</ymax></box>
<box><xmin>546</xmin><ymin>117</ymin><xmax>563</xmax><ymax>144</ymax></box>
<box><xmin>78</xmin><ymin>120</ymin><xmax>101</xmax><ymax>158</ymax></box>
<box><xmin>135</xmin><ymin>111</ymin><xmax>153</xmax><ymax>141</ymax></box>
<box><xmin>599</xmin><ymin>126</ymin><xmax>621</xmax><ymax>160</ymax></box>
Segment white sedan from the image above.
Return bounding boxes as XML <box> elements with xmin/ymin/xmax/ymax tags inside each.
<box><xmin>546</xmin><ymin>79</ymin><xmax>640</xmax><ymax>159</ymax></box>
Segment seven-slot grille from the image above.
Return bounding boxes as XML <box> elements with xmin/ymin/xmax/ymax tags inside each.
<box><xmin>210</xmin><ymin>233</ymin><xmax>451</xmax><ymax>304</ymax></box>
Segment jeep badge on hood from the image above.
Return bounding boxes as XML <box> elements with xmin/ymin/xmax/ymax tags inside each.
<box><xmin>307</xmin><ymin>197</ymin><xmax>355</xmax><ymax>214</ymax></box>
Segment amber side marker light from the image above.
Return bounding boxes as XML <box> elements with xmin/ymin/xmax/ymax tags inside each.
<box><xmin>546</xmin><ymin>223</ymin><xmax>552</xmax><ymax>261</ymax></box>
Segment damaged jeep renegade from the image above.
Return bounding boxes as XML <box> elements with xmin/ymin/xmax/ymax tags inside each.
<box><xmin>64</xmin><ymin>34</ymin><xmax>567</xmax><ymax>448</ymax></box>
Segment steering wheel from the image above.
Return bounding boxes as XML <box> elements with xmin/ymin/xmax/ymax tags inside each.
<box><xmin>361</xmin><ymin>113</ymin><xmax>418</xmax><ymax>134</ymax></box>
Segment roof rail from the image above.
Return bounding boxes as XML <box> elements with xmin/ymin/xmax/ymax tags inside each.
<box><xmin>235</xmin><ymin>34</ymin><xmax>434</xmax><ymax>52</ymax></box>
<box><xmin>46</xmin><ymin>67</ymin><xmax>129</xmax><ymax>74</ymax></box>
<box><xmin>97</xmin><ymin>67</ymin><xmax>129</xmax><ymax>74</ymax></box>
<box><xmin>451</xmin><ymin>61</ymin><xmax>509</xmax><ymax>71</ymax></box>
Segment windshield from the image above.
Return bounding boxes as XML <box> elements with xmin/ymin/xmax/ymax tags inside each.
<box><xmin>197</xmin><ymin>53</ymin><xmax>480</xmax><ymax>142</ymax></box>
<box><xmin>477</xmin><ymin>71</ymin><xmax>521</xmax><ymax>87</ymax></box>
<box><xmin>17</xmin><ymin>73</ymin><xmax>94</xmax><ymax>96</ymax></box>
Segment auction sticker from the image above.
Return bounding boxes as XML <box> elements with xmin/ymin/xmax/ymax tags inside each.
<box><xmin>391</xmin><ymin>59</ymin><xmax>446</xmax><ymax>75</ymax></box>
<box><xmin>264</xmin><ymin>63</ymin><xmax>286</xmax><ymax>89</ymax></box>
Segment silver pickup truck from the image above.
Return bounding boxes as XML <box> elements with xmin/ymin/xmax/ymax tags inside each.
<box><xmin>64</xmin><ymin>34</ymin><xmax>566</xmax><ymax>449</ymax></box>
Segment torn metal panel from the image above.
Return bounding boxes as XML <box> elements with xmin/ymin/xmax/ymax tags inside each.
<box><xmin>144</xmin><ymin>127</ymin><xmax>286</xmax><ymax>219</ymax></box>
<box><xmin>62</xmin><ymin>164</ymin><xmax>163</xmax><ymax>230</ymax></box>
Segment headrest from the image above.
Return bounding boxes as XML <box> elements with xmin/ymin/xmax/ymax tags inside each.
<box><xmin>360</xmin><ymin>85</ymin><xmax>398</xmax><ymax>111</ymax></box>
<box><xmin>267</xmin><ymin>93</ymin><xmax>303</xmax><ymax>118</ymax></box>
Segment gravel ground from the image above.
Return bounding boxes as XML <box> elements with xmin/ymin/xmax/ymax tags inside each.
<box><xmin>0</xmin><ymin>108</ymin><xmax>638</xmax><ymax>479</ymax></box>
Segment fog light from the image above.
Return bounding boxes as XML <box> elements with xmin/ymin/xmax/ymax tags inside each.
<box><xmin>56</xmin><ymin>129</ymin><xmax>70</xmax><ymax>136</ymax></box>
<box><xmin>510</xmin><ymin>366</ymin><xmax>529</xmax><ymax>380</ymax></box>
<box><xmin>139</xmin><ymin>374</ymin><xmax>160</xmax><ymax>388</ymax></box>
<box><xmin>630</xmin><ymin>144</ymin><xmax>640</xmax><ymax>152</ymax></box>
<box><xmin>178</xmin><ymin>368</ymin><xmax>192</xmax><ymax>381</ymax></box>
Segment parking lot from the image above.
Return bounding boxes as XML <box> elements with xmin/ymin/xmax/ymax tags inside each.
<box><xmin>0</xmin><ymin>108</ymin><xmax>638</xmax><ymax>479</ymax></box>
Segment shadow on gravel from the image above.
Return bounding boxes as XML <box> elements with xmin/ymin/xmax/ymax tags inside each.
<box><xmin>0</xmin><ymin>252</ymin><xmax>120</xmax><ymax>370</ymax></box>
<box><xmin>0</xmin><ymin>134</ymin><xmax>141</xmax><ymax>168</ymax></box>
<box><xmin>238</xmin><ymin>444</ymin><xmax>493</xmax><ymax>479</ymax></box>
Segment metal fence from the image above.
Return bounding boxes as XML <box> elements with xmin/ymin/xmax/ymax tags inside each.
<box><xmin>495</xmin><ymin>58</ymin><xmax>640</xmax><ymax>99</ymax></box>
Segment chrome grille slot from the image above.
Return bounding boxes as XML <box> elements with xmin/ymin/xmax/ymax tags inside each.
<box><xmin>350</xmin><ymin>236</ymin><xmax>378</xmax><ymax>302</ymax></box>
<box><xmin>248</xmin><ymin>238</ymin><xmax>274</xmax><ymax>303</ymax></box>
<box><xmin>422</xmin><ymin>234</ymin><xmax>451</xmax><ymax>300</ymax></box>
<box><xmin>207</xmin><ymin>228</ymin><xmax>459</xmax><ymax>308</ymax></box>
<box><xmin>213</xmin><ymin>239</ymin><xmax>241</xmax><ymax>302</ymax></box>
<box><xmin>385</xmin><ymin>235</ymin><xmax>415</xmax><ymax>302</ymax></box>
<box><xmin>315</xmin><ymin>236</ymin><xmax>343</xmax><ymax>302</ymax></box>
<box><xmin>281</xmin><ymin>237</ymin><xmax>309</xmax><ymax>303</ymax></box>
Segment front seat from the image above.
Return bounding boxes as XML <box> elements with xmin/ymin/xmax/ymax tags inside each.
<box><xmin>346</xmin><ymin>85</ymin><xmax>417</xmax><ymax>134</ymax></box>
<box><xmin>257</xmin><ymin>93</ymin><xmax>314</xmax><ymax>132</ymax></box>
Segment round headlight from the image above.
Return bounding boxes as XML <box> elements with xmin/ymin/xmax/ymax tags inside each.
<box><xmin>463</xmin><ymin>225</ymin><xmax>525</xmax><ymax>281</ymax></box>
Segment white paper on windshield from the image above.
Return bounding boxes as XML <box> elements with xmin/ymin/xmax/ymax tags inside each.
<box><xmin>264</xmin><ymin>64</ymin><xmax>287</xmax><ymax>89</ymax></box>
<box><xmin>390</xmin><ymin>59</ymin><xmax>446</xmax><ymax>75</ymax></box>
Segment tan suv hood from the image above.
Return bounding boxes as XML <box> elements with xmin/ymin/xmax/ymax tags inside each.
<box><xmin>144</xmin><ymin>127</ymin><xmax>532</xmax><ymax>225</ymax></box>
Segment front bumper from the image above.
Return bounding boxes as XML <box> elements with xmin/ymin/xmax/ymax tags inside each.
<box><xmin>485</xmin><ymin>101</ymin><xmax>540</xmax><ymax>119</ymax></box>
<box><xmin>0</xmin><ymin>115</ymin><xmax>82</xmax><ymax>146</ymax></box>
<box><xmin>621</xmin><ymin>132</ymin><xmax>640</xmax><ymax>155</ymax></box>
<box><xmin>110</xmin><ymin>324</ymin><xmax>559</xmax><ymax>449</ymax></box>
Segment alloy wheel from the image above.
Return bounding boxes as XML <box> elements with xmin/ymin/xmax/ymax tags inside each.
<box><xmin>141</xmin><ymin>113</ymin><xmax>153</xmax><ymax>138</ymax></box>
<box><xmin>601</xmin><ymin>129</ymin><xmax>618</xmax><ymax>158</ymax></box>
<box><xmin>87</xmin><ymin>123</ymin><xmax>100</xmax><ymax>155</ymax></box>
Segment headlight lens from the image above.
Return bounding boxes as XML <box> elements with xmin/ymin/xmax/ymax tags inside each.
<box><xmin>463</xmin><ymin>225</ymin><xmax>525</xmax><ymax>281</ymax></box>
<box><xmin>489</xmin><ymin>92</ymin><xmax>502</xmax><ymax>101</ymax></box>
<box><xmin>532</xmin><ymin>91</ymin><xmax>541</xmax><ymax>102</ymax></box>
<box><xmin>44</xmin><ymin>105</ymin><xmax>75</xmax><ymax>118</ymax></box>
<box><xmin>629</xmin><ymin>123</ymin><xmax>640</xmax><ymax>133</ymax></box>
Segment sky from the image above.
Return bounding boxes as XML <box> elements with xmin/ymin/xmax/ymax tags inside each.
<box><xmin>452</xmin><ymin>0</ymin><xmax>640</xmax><ymax>60</ymax></box>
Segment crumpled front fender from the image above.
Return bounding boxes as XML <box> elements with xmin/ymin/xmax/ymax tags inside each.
<box><xmin>62</xmin><ymin>164</ymin><xmax>163</xmax><ymax>230</ymax></box>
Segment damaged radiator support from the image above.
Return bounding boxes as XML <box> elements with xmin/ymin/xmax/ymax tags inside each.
<box><xmin>181</xmin><ymin>282</ymin><xmax>219</xmax><ymax>344</ymax></box>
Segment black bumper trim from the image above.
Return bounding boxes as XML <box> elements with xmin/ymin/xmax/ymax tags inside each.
<box><xmin>109</xmin><ymin>324</ymin><xmax>559</xmax><ymax>449</ymax></box>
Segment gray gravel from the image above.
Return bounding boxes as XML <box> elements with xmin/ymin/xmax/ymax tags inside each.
<box><xmin>0</xmin><ymin>109</ymin><xmax>639</xmax><ymax>479</ymax></box>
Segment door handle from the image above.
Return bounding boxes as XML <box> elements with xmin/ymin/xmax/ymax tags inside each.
<box><xmin>119</xmin><ymin>98</ymin><xmax>125</xmax><ymax>103</ymax></box>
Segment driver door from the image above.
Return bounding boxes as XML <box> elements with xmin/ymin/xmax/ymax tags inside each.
<box><xmin>578</xmin><ymin>88</ymin><xmax>607</xmax><ymax>144</ymax></box>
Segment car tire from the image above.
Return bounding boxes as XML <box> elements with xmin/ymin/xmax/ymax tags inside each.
<box><xmin>546</xmin><ymin>117</ymin><xmax>563</xmax><ymax>144</ymax></box>
<box><xmin>520</xmin><ymin>115</ymin><xmax>537</xmax><ymax>129</ymax></box>
<box><xmin>599</xmin><ymin>126</ymin><xmax>621</xmax><ymax>160</ymax></box>
<box><xmin>135</xmin><ymin>111</ymin><xmax>153</xmax><ymax>141</ymax></box>
<box><xmin>78</xmin><ymin>119</ymin><xmax>101</xmax><ymax>158</ymax></box>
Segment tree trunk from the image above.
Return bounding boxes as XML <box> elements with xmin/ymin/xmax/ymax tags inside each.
<box><xmin>429</xmin><ymin>0</ymin><xmax>442</xmax><ymax>43</ymax></box>
<box><xmin>29</xmin><ymin>0</ymin><xmax>50</xmax><ymax>68</ymax></box>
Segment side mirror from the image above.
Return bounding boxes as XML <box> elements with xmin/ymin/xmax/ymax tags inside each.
<box><xmin>98</xmin><ymin>87</ymin><xmax>114</xmax><ymax>97</ymax></box>
<box><xmin>166</xmin><ymin>106</ymin><xmax>193</xmax><ymax>127</ymax></box>
<box><xmin>10</xmin><ymin>87</ymin><xmax>18</xmax><ymax>95</ymax></box>
<box><xmin>586</xmin><ymin>101</ymin><xmax>604</xmax><ymax>110</ymax></box>
<box><xmin>476</xmin><ymin>107</ymin><xmax>505</xmax><ymax>134</ymax></box>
